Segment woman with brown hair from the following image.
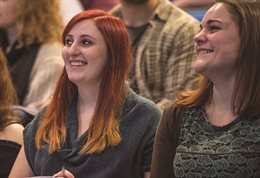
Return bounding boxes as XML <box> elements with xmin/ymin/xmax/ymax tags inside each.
<box><xmin>0</xmin><ymin>0</ymin><xmax>64</xmax><ymax>125</ymax></box>
<box><xmin>0</xmin><ymin>49</ymin><xmax>23</xmax><ymax>178</ymax></box>
<box><xmin>151</xmin><ymin>0</ymin><xmax>260</xmax><ymax>177</ymax></box>
<box><xmin>10</xmin><ymin>10</ymin><xmax>161</xmax><ymax>178</ymax></box>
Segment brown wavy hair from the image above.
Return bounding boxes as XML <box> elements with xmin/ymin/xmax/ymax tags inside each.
<box><xmin>36</xmin><ymin>10</ymin><xmax>131</xmax><ymax>154</ymax></box>
<box><xmin>0</xmin><ymin>49</ymin><xmax>18</xmax><ymax>130</ymax></box>
<box><xmin>16</xmin><ymin>0</ymin><xmax>63</xmax><ymax>47</ymax></box>
<box><xmin>176</xmin><ymin>0</ymin><xmax>260</xmax><ymax>119</ymax></box>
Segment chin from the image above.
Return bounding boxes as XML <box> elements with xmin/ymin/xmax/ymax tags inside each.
<box><xmin>194</xmin><ymin>61</ymin><xmax>207</xmax><ymax>74</ymax></box>
<box><xmin>68</xmin><ymin>76</ymin><xmax>82</xmax><ymax>84</ymax></box>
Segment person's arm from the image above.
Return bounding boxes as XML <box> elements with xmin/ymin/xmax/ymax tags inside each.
<box><xmin>9</xmin><ymin>145</ymin><xmax>34</xmax><ymax>178</ymax></box>
<box><xmin>3</xmin><ymin>123</ymin><xmax>24</xmax><ymax>145</ymax></box>
<box><xmin>150</xmin><ymin>108</ymin><xmax>176</xmax><ymax>178</ymax></box>
<box><xmin>139</xmin><ymin>102</ymin><xmax>161</xmax><ymax>178</ymax></box>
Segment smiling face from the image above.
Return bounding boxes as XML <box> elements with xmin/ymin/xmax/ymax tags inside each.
<box><xmin>62</xmin><ymin>20</ymin><xmax>108</xmax><ymax>87</ymax></box>
<box><xmin>194</xmin><ymin>3</ymin><xmax>240</xmax><ymax>81</ymax></box>
<box><xmin>0</xmin><ymin>0</ymin><xmax>19</xmax><ymax>30</ymax></box>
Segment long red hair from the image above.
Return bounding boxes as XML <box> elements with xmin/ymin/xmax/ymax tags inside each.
<box><xmin>36</xmin><ymin>10</ymin><xmax>131</xmax><ymax>154</ymax></box>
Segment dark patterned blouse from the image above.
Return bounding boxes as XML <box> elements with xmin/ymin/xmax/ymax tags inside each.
<box><xmin>174</xmin><ymin>108</ymin><xmax>260</xmax><ymax>178</ymax></box>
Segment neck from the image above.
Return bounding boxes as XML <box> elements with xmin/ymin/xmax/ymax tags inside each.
<box><xmin>77</xmin><ymin>84</ymin><xmax>100</xmax><ymax>107</ymax></box>
<box><xmin>5</xmin><ymin>26</ymin><xmax>18</xmax><ymax>52</ymax></box>
<box><xmin>77</xmin><ymin>86</ymin><xmax>99</xmax><ymax>137</ymax></box>
<box><xmin>206</xmin><ymin>81</ymin><xmax>237</xmax><ymax>126</ymax></box>
<box><xmin>121</xmin><ymin>0</ymin><xmax>159</xmax><ymax>27</ymax></box>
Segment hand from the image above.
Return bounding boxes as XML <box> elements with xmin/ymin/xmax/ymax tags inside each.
<box><xmin>53</xmin><ymin>168</ymin><xmax>75</xmax><ymax>178</ymax></box>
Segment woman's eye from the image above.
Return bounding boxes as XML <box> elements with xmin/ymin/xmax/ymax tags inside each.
<box><xmin>65</xmin><ymin>38</ymin><xmax>73</xmax><ymax>46</ymax></box>
<box><xmin>81</xmin><ymin>39</ymin><xmax>92</xmax><ymax>46</ymax></box>
<box><xmin>209</xmin><ymin>26</ymin><xmax>220</xmax><ymax>31</ymax></box>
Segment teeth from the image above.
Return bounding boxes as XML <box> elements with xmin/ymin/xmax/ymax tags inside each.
<box><xmin>70</xmin><ymin>61</ymin><xmax>86</xmax><ymax>66</ymax></box>
<box><xmin>198</xmin><ymin>50</ymin><xmax>212</xmax><ymax>54</ymax></box>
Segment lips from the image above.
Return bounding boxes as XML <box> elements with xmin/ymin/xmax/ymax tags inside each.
<box><xmin>70</xmin><ymin>60</ymin><xmax>87</xmax><ymax>66</ymax></box>
<box><xmin>197</xmin><ymin>48</ymin><xmax>214</xmax><ymax>55</ymax></box>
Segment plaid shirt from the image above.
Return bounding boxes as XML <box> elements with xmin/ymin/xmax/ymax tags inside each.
<box><xmin>111</xmin><ymin>0</ymin><xmax>200</xmax><ymax>110</ymax></box>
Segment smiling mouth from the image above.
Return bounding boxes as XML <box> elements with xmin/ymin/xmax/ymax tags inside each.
<box><xmin>197</xmin><ymin>49</ymin><xmax>214</xmax><ymax>55</ymax></box>
<box><xmin>70</xmin><ymin>61</ymin><xmax>87</xmax><ymax>66</ymax></box>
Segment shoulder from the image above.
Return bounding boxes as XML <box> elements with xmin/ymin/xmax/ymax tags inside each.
<box><xmin>127</xmin><ymin>89</ymin><xmax>161</xmax><ymax>113</ymax></box>
<box><xmin>179</xmin><ymin>106</ymin><xmax>204</xmax><ymax>128</ymax></box>
<box><xmin>157</xmin><ymin>1</ymin><xmax>199</xmax><ymax>29</ymax></box>
<box><xmin>168</xmin><ymin>9</ymin><xmax>199</xmax><ymax>36</ymax></box>
<box><xmin>171</xmin><ymin>6</ymin><xmax>199</xmax><ymax>23</ymax></box>
<box><xmin>24</xmin><ymin>108</ymin><xmax>47</xmax><ymax>137</ymax></box>
<box><xmin>163</xmin><ymin>105</ymin><xmax>200</xmax><ymax>123</ymax></box>
<box><xmin>153</xmin><ymin>1</ymin><xmax>200</xmax><ymax>38</ymax></box>
<box><xmin>0</xmin><ymin>123</ymin><xmax>24</xmax><ymax>145</ymax></box>
<box><xmin>121</xmin><ymin>89</ymin><xmax>162</xmax><ymax>125</ymax></box>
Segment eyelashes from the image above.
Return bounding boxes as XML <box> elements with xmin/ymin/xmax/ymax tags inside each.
<box><xmin>64</xmin><ymin>38</ymin><xmax>93</xmax><ymax>47</ymax></box>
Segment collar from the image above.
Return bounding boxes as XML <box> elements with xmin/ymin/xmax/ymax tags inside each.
<box><xmin>151</xmin><ymin>0</ymin><xmax>174</xmax><ymax>22</ymax></box>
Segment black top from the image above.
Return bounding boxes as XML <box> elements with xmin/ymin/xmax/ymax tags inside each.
<box><xmin>24</xmin><ymin>89</ymin><xmax>161</xmax><ymax>177</ymax></box>
<box><xmin>126</xmin><ymin>24</ymin><xmax>149</xmax><ymax>94</ymax></box>
<box><xmin>0</xmin><ymin>140</ymin><xmax>21</xmax><ymax>178</ymax></box>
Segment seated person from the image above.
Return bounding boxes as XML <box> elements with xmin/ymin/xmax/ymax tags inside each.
<box><xmin>0</xmin><ymin>49</ymin><xmax>24</xmax><ymax>178</ymax></box>
<box><xmin>0</xmin><ymin>0</ymin><xmax>64</xmax><ymax>126</ymax></box>
<box><xmin>151</xmin><ymin>0</ymin><xmax>260</xmax><ymax>177</ymax></box>
<box><xmin>9</xmin><ymin>10</ymin><xmax>161</xmax><ymax>178</ymax></box>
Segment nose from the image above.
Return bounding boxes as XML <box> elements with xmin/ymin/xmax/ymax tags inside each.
<box><xmin>68</xmin><ymin>42</ymin><xmax>80</xmax><ymax>57</ymax></box>
<box><xmin>194</xmin><ymin>29</ymin><xmax>207</xmax><ymax>45</ymax></box>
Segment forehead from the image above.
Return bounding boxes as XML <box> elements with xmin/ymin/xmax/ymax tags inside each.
<box><xmin>202</xmin><ymin>3</ymin><xmax>234</xmax><ymax>24</ymax></box>
<box><xmin>68</xmin><ymin>19</ymin><xmax>102</xmax><ymax>37</ymax></box>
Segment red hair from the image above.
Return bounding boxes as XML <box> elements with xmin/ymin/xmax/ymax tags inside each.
<box><xmin>36</xmin><ymin>10</ymin><xmax>131</xmax><ymax>154</ymax></box>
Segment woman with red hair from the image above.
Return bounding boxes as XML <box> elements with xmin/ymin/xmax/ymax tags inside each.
<box><xmin>9</xmin><ymin>10</ymin><xmax>161</xmax><ymax>178</ymax></box>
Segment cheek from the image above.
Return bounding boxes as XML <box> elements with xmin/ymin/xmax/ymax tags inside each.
<box><xmin>0</xmin><ymin>11</ymin><xmax>17</xmax><ymax>27</ymax></box>
<box><xmin>6</xmin><ymin>3</ymin><xmax>19</xmax><ymax>19</ymax></box>
<box><xmin>61</xmin><ymin>48</ymin><xmax>68</xmax><ymax>63</ymax></box>
<box><xmin>218</xmin><ymin>43</ymin><xmax>239</xmax><ymax>63</ymax></box>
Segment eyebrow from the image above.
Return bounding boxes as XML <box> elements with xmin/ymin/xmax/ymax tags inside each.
<box><xmin>207</xmin><ymin>19</ymin><xmax>222</xmax><ymax>25</ymax></box>
<box><xmin>200</xmin><ymin>19</ymin><xmax>222</xmax><ymax>29</ymax></box>
<box><xmin>65</xmin><ymin>34</ymin><xmax>96</xmax><ymax>41</ymax></box>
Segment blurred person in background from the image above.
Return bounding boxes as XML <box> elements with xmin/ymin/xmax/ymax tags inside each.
<box><xmin>0</xmin><ymin>0</ymin><xmax>64</xmax><ymax>125</ymax></box>
<box><xmin>80</xmin><ymin>0</ymin><xmax>120</xmax><ymax>11</ymax></box>
<box><xmin>59</xmin><ymin>0</ymin><xmax>84</xmax><ymax>25</ymax></box>
<box><xmin>111</xmin><ymin>0</ymin><xmax>200</xmax><ymax>111</ymax></box>
<box><xmin>0</xmin><ymin>48</ymin><xmax>23</xmax><ymax>178</ymax></box>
